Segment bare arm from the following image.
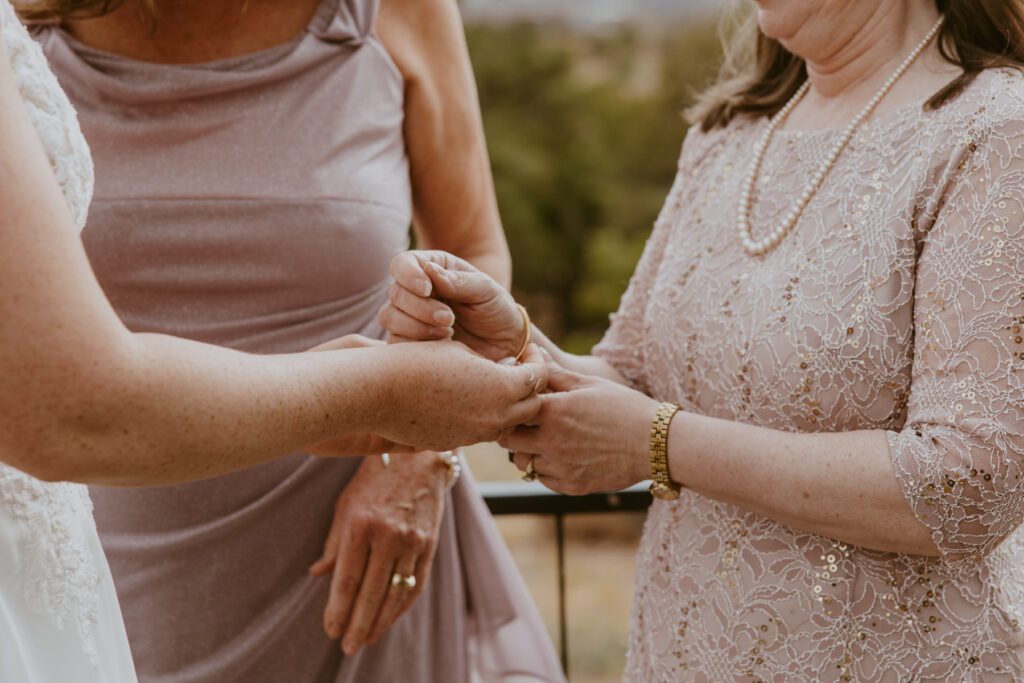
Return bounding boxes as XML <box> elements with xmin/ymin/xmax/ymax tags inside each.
<box><xmin>377</xmin><ymin>0</ymin><xmax>510</xmax><ymax>286</ymax></box>
<box><xmin>0</xmin><ymin>43</ymin><xmax>545</xmax><ymax>487</ymax></box>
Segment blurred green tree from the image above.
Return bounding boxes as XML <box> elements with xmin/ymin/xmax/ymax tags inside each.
<box><xmin>466</xmin><ymin>18</ymin><xmax>723</xmax><ymax>353</ymax></box>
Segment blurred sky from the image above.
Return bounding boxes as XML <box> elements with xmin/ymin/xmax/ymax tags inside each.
<box><xmin>461</xmin><ymin>0</ymin><xmax>722</xmax><ymax>27</ymax></box>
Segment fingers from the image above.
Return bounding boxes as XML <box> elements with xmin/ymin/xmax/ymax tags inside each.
<box><xmin>378</xmin><ymin>302</ymin><xmax>452</xmax><ymax>341</ymax></box>
<box><xmin>308</xmin><ymin>333</ymin><xmax>383</xmax><ymax>352</ymax></box>
<box><xmin>390</xmin><ymin>252</ymin><xmax>433</xmax><ymax>298</ymax></box>
<box><xmin>309</xmin><ymin>515</ymin><xmax>343</xmax><ymax>577</ymax></box>
<box><xmin>366</xmin><ymin>542</ymin><xmax>432</xmax><ymax>645</ymax></box>
<box><xmin>388</xmin><ymin>281</ymin><xmax>454</xmax><ymax>327</ymax></box>
<box><xmin>501</xmin><ymin>422</ymin><xmax>544</xmax><ymax>454</ymax></box>
<box><xmin>423</xmin><ymin>261</ymin><xmax>498</xmax><ymax>305</ymax></box>
<box><xmin>510</xmin><ymin>450</ymin><xmax>540</xmax><ymax>473</ymax></box>
<box><xmin>515</xmin><ymin>345</ymin><xmax>548</xmax><ymax>396</ymax></box>
<box><xmin>323</xmin><ymin>537</ymin><xmax>369</xmax><ymax>641</ymax></box>
<box><xmin>543</xmin><ymin>357</ymin><xmax>586</xmax><ymax>393</ymax></box>
<box><xmin>341</xmin><ymin>539</ymin><xmax>402</xmax><ymax>656</ymax></box>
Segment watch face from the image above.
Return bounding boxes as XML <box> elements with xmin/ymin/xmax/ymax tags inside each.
<box><xmin>649</xmin><ymin>482</ymin><xmax>680</xmax><ymax>501</ymax></box>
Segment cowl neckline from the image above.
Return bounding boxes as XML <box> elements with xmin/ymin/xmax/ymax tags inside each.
<box><xmin>34</xmin><ymin>0</ymin><xmax>377</xmax><ymax>103</ymax></box>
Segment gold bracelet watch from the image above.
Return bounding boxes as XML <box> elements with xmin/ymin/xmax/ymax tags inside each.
<box><xmin>648</xmin><ymin>402</ymin><xmax>682</xmax><ymax>500</ymax></box>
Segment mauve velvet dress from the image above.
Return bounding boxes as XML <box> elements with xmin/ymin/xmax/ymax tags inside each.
<box><xmin>34</xmin><ymin>1</ymin><xmax>564</xmax><ymax>681</ymax></box>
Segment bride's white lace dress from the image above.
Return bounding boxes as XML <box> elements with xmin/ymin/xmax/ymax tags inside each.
<box><xmin>0</xmin><ymin>2</ymin><xmax>136</xmax><ymax>680</ymax></box>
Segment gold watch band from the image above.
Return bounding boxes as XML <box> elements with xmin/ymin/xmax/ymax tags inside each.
<box><xmin>648</xmin><ymin>402</ymin><xmax>682</xmax><ymax>500</ymax></box>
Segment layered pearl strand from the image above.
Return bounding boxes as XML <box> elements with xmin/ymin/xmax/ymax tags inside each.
<box><xmin>737</xmin><ymin>16</ymin><xmax>945</xmax><ymax>256</ymax></box>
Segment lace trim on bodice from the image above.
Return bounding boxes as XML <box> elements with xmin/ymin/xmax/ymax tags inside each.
<box><xmin>1</xmin><ymin>0</ymin><xmax>92</xmax><ymax>232</ymax></box>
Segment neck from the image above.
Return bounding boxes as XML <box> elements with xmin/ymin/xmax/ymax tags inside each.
<box><xmin>782</xmin><ymin>1</ymin><xmax>942</xmax><ymax>99</ymax></box>
<box><xmin>64</xmin><ymin>0</ymin><xmax>320</xmax><ymax>64</ymax></box>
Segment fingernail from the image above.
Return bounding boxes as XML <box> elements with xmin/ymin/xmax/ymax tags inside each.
<box><xmin>418</xmin><ymin>280</ymin><xmax>432</xmax><ymax>297</ymax></box>
<box><xmin>433</xmin><ymin>310</ymin><xmax>455</xmax><ymax>326</ymax></box>
<box><xmin>342</xmin><ymin>639</ymin><xmax>358</xmax><ymax>655</ymax></box>
<box><xmin>498</xmin><ymin>357</ymin><xmax>516</xmax><ymax>366</ymax></box>
<box><xmin>433</xmin><ymin>326</ymin><xmax>454</xmax><ymax>339</ymax></box>
<box><xmin>327</xmin><ymin>622</ymin><xmax>341</xmax><ymax>639</ymax></box>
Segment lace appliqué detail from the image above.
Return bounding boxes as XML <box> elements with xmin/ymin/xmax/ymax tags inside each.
<box><xmin>0</xmin><ymin>464</ymin><xmax>102</xmax><ymax>669</ymax></box>
<box><xmin>1</xmin><ymin>1</ymin><xmax>93</xmax><ymax>232</ymax></box>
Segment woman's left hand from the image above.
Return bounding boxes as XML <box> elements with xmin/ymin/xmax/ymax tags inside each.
<box><xmin>309</xmin><ymin>452</ymin><xmax>447</xmax><ymax>655</ymax></box>
<box><xmin>502</xmin><ymin>359</ymin><xmax>659</xmax><ymax>496</ymax></box>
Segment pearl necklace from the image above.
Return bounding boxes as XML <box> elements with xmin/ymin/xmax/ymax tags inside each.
<box><xmin>737</xmin><ymin>16</ymin><xmax>944</xmax><ymax>256</ymax></box>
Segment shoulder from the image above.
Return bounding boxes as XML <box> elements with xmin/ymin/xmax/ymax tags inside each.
<box><xmin>378</xmin><ymin>0</ymin><xmax>460</xmax><ymax>38</ymax></box>
<box><xmin>377</xmin><ymin>0</ymin><xmax>464</xmax><ymax>84</ymax></box>
<box><xmin>934</xmin><ymin>67</ymin><xmax>1024</xmax><ymax>142</ymax></box>
<box><xmin>677</xmin><ymin>115</ymin><xmax>761</xmax><ymax>176</ymax></box>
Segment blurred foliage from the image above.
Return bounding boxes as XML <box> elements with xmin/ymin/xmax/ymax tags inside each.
<box><xmin>465</xmin><ymin>18</ymin><xmax>723</xmax><ymax>353</ymax></box>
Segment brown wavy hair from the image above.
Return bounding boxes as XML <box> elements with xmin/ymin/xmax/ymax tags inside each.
<box><xmin>691</xmin><ymin>0</ymin><xmax>1024</xmax><ymax>132</ymax></box>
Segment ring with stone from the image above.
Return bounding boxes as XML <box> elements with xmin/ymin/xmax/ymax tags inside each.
<box><xmin>391</xmin><ymin>573</ymin><xmax>417</xmax><ymax>591</ymax></box>
<box><xmin>522</xmin><ymin>455</ymin><xmax>539</xmax><ymax>482</ymax></box>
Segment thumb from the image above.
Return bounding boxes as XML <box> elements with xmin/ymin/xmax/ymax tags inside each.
<box><xmin>424</xmin><ymin>262</ymin><xmax>497</xmax><ymax>305</ymax></box>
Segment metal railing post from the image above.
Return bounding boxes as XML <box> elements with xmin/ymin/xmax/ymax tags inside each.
<box><xmin>555</xmin><ymin>513</ymin><xmax>568</xmax><ymax>677</ymax></box>
<box><xmin>479</xmin><ymin>482</ymin><xmax>653</xmax><ymax>681</ymax></box>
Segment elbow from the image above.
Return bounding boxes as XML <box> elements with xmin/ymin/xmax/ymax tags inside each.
<box><xmin>0</xmin><ymin>337</ymin><xmax>144</xmax><ymax>485</ymax></box>
<box><xmin>0</xmin><ymin>410</ymin><xmax>111</xmax><ymax>484</ymax></box>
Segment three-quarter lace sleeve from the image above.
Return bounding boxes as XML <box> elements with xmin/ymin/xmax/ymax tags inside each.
<box><xmin>888</xmin><ymin>113</ymin><xmax>1024</xmax><ymax>568</ymax></box>
<box><xmin>593</xmin><ymin>167</ymin><xmax>686</xmax><ymax>393</ymax></box>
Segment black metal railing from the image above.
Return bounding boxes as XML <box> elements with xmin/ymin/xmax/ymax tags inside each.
<box><xmin>479</xmin><ymin>482</ymin><xmax>652</xmax><ymax>679</ymax></box>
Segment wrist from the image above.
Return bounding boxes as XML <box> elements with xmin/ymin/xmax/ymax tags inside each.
<box><xmin>631</xmin><ymin>397</ymin><xmax>661</xmax><ymax>483</ymax></box>
<box><xmin>503</xmin><ymin>303</ymin><xmax>531</xmax><ymax>360</ymax></box>
<box><xmin>410</xmin><ymin>450</ymin><xmax>452</xmax><ymax>486</ymax></box>
<box><xmin>647</xmin><ymin>401</ymin><xmax>683</xmax><ymax>500</ymax></box>
<box><xmin>376</xmin><ymin>450</ymin><xmax>450</xmax><ymax>487</ymax></box>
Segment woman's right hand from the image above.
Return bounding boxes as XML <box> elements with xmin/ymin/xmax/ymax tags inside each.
<box><xmin>370</xmin><ymin>340</ymin><xmax>546</xmax><ymax>451</ymax></box>
<box><xmin>380</xmin><ymin>250</ymin><xmax>526</xmax><ymax>362</ymax></box>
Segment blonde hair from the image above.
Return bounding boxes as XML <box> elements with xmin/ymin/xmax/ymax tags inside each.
<box><xmin>689</xmin><ymin>0</ymin><xmax>1024</xmax><ymax>132</ymax></box>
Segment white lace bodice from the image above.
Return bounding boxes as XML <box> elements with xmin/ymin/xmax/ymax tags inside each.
<box><xmin>1</xmin><ymin>1</ymin><xmax>92</xmax><ymax>230</ymax></box>
<box><xmin>0</xmin><ymin>1</ymin><xmax>117</xmax><ymax>676</ymax></box>
<box><xmin>597</xmin><ymin>68</ymin><xmax>1024</xmax><ymax>681</ymax></box>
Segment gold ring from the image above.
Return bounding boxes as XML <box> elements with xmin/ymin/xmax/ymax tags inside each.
<box><xmin>391</xmin><ymin>573</ymin><xmax>417</xmax><ymax>590</ymax></box>
<box><xmin>522</xmin><ymin>455</ymin><xmax>539</xmax><ymax>482</ymax></box>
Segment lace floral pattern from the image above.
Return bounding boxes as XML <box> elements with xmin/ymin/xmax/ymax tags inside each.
<box><xmin>0</xmin><ymin>0</ymin><xmax>100</xmax><ymax>669</ymax></box>
<box><xmin>1</xmin><ymin>0</ymin><xmax>92</xmax><ymax>231</ymax></box>
<box><xmin>596</xmin><ymin>68</ymin><xmax>1024</xmax><ymax>681</ymax></box>
<box><xmin>0</xmin><ymin>465</ymin><xmax>102</xmax><ymax>667</ymax></box>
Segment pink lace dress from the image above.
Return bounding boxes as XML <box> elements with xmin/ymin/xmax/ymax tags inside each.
<box><xmin>595</xmin><ymin>67</ymin><xmax>1024</xmax><ymax>681</ymax></box>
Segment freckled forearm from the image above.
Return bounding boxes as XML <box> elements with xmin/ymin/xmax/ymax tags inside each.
<box><xmin>664</xmin><ymin>413</ymin><xmax>938</xmax><ymax>555</ymax></box>
<box><xmin>26</xmin><ymin>336</ymin><xmax>397</xmax><ymax>486</ymax></box>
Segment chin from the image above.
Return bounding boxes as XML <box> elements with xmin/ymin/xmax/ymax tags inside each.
<box><xmin>753</xmin><ymin>0</ymin><xmax>819</xmax><ymax>42</ymax></box>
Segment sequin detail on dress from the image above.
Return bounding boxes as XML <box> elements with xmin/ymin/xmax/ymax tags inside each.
<box><xmin>596</xmin><ymin>68</ymin><xmax>1024</xmax><ymax>681</ymax></box>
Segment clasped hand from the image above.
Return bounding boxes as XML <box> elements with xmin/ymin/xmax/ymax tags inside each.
<box><xmin>380</xmin><ymin>250</ymin><xmax>658</xmax><ymax>496</ymax></box>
